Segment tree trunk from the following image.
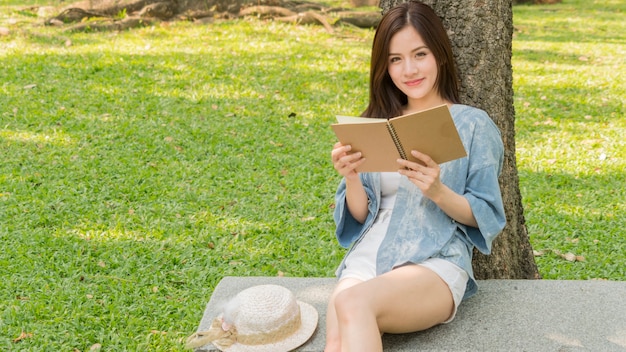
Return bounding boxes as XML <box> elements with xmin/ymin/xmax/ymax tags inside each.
<box><xmin>379</xmin><ymin>0</ymin><xmax>539</xmax><ymax>279</ymax></box>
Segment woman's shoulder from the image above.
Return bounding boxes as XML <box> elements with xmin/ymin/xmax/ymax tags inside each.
<box><xmin>450</xmin><ymin>104</ymin><xmax>500</xmax><ymax>132</ymax></box>
<box><xmin>450</xmin><ymin>104</ymin><xmax>488</xmax><ymax>120</ymax></box>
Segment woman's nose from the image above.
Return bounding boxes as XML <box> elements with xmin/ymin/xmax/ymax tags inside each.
<box><xmin>404</xmin><ymin>59</ymin><xmax>418</xmax><ymax>74</ymax></box>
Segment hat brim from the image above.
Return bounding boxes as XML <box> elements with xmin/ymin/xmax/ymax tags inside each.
<box><xmin>214</xmin><ymin>300</ymin><xmax>318</xmax><ymax>352</ymax></box>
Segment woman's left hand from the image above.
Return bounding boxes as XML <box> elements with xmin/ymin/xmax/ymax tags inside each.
<box><xmin>397</xmin><ymin>150</ymin><xmax>444</xmax><ymax>201</ymax></box>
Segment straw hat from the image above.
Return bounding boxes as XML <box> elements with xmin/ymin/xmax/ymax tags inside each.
<box><xmin>186</xmin><ymin>284</ymin><xmax>318</xmax><ymax>352</ymax></box>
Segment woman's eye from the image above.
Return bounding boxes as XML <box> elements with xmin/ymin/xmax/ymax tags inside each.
<box><xmin>415</xmin><ymin>52</ymin><xmax>427</xmax><ymax>58</ymax></box>
<box><xmin>390</xmin><ymin>57</ymin><xmax>401</xmax><ymax>63</ymax></box>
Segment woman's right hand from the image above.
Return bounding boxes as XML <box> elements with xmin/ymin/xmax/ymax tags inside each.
<box><xmin>331</xmin><ymin>142</ymin><xmax>365</xmax><ymax>180</ymax></box>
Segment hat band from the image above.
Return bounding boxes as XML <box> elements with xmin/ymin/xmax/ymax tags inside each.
<box><xmin>237</xmin><ymin>308</ymin><xmax>302</xmax><ymax>346</ymax></box>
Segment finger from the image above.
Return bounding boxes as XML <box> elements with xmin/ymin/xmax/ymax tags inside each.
<box><xmin>410</xmin><ymin>150</ymin><xmax>436</xmax><ymax>167</ymax></box>
<box><xmin>345</xmin><ymin>156</ymin><xmax>366</xmax><ymax>172</ymax></box>
<box><xmin>336</xmin><ymin>155</ymin><xmax>365</xmax><ymax>175</ymax></box>
<box><xmin>334</xmin><ymin>150</ymin><xmax>362</xmax><ymax>170</ymax></box>
<box><xmin>396</xmin><ymin>158</ymin><xmax>422</xmax><ymax>173</ymax></box>
<box><xmin>331</xmin><ymin>144</ymin><xmax>351</xmax><ymax>162</ymax></box>
<box><xmin>339</xmin><ymin>151</ymin><xmax>362</xmax><ymax>166</ymax></box>
<box><xmin>397</xmin><ymin>164</ymin><xmax>420</xmax><ymax>178</ymax></box>
<box><xmin>333</xmin><ymin>143</ymin><xmax>351</xmax><ymax>152</ymax></box>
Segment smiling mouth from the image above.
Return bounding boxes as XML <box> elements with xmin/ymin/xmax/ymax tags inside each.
<box><xmin>405</xmin><ymin>78</ymin><xmax>423</xmax><ymax>86</ymax></box>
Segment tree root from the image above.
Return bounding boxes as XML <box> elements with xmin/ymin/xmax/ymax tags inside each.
<box><xmin>44</xmin><ymin>0</ymin><xmax>381</xmax><ymax>32</ymax></box>
<box><xmin>274</xmin><ymin>11</ymin><xmax>334</xmax><ymax>33</ymax></box>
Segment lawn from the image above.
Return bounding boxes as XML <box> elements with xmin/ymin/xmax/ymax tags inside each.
<box><xmin>0</xmin><ymin>0</ymin><xmax>624</xmax><ymax>350</ymax></box>
<box><xmin>512</xmin><ymin>0</ymin><xmax>625</xmax><ymax>279</ymax></box>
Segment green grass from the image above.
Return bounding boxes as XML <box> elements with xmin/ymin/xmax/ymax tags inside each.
<box><xmin>0</xmin><ymin>0</ymin><xmax>624</xmax><ymax>350</ymax></box>
<box><xmin>512</xmin><ymin>0</ymin><xmax>625</xmax><ymax>280</ymax></box>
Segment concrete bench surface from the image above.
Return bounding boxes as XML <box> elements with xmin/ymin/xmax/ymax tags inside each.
<box><xmin>193</xmin><ymin>276</ymin><xmax>626</xmax><ymax>352</ymax></box>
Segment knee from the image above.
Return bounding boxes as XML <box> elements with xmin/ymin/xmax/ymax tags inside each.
<box><xmin>333</xmin><ymin>286</ymin><xmax>370</xmax><ymax>324</ymax></box>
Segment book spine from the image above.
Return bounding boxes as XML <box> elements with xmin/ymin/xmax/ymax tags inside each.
<box><xmin>386</xmin><ymin>122</ymin><xmax>408</xmax><ymax>160</ymax></box>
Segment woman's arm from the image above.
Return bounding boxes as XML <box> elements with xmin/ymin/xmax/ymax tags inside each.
<box><xmin>343</xmin><ymin>177</ymin><xmax>369</xmax><ymax>224</ymax></box>
<box><xmin>424</xmin><ymin>183</ymin><xmax>478</xmax><ymax>227</ymax></box>
<box><xmin>332</xmin><ymin>142</ymin><xmax>369</xmax><ymax>223</ymax></box>
<box><xmin>397</xmin><ymin>150</ymin><xmax>478</xmax><ymax>227</ymax></box>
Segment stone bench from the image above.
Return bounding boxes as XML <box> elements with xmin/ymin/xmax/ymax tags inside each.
<box><xmin>192</xmin><ymin>276</ymin><xmax>626</xmax><ymax>351</ymax></box>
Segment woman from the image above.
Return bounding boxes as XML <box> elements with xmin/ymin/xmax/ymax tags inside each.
<box><xmin>326</xmin><ymin>1</ymin><xmax>507</xmax><ymax>351</ymax></box>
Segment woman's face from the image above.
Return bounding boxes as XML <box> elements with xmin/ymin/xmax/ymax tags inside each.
<box><xmin>387</xmin><ymin>25</ymin><xmax>441</xmax><ymax>110</ymax></box>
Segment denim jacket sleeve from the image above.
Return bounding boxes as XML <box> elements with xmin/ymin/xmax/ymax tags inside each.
<box><xmin>451</xmin><ymin>105</ymin><xmax>506</xmax><ymax>254</ymax></box>
<box><xmin>333</xmin><ymin>173</ymin><xmax>380</xmax><ymax>248</ymax></box>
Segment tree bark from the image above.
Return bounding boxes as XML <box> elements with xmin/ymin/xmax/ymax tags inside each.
<box><xmin>379</xmin><ymin>0</ymin><xmax>539</xmax><ymax>279</ymax></box>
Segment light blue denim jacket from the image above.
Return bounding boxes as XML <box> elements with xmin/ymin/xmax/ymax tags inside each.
<box><xmin>333</xmin><ymin>104</ymin><xmax>506</xmax><ymax>300</ymax></box>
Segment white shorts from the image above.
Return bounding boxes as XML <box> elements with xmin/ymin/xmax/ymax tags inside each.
<box><xmin>339</xmin><ymin>209</ymin><xmax>468</xmax><ymax>323</ymax></box>
<box><xmin>417</xmin><ymin>257</ymin><xmax>469</xmax><ymax>323</ymax></box>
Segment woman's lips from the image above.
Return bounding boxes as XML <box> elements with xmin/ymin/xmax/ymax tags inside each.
<box><xmin>405</xmin><ymin>78</ymin><xmax>423</xmax><ymax>86</ymax></box>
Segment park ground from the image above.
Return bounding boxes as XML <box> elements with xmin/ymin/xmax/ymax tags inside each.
<box><xmin>0</xmin><ymin>0</ymin><xmax>624</xmax><ymax>350</ymax></box>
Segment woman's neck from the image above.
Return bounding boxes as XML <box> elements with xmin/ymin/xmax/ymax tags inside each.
<box><xmin>403</xmin><ymin>97</ymin><xmax>451</xmax><ymax>115</ymax></box>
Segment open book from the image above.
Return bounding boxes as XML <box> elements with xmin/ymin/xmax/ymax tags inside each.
<box><xmin>331</xmin><ymin>104</ymin><xmax>466</xmax><ymax>172</ymax></box>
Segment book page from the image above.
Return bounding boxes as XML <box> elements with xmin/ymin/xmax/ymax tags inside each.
<box><xmin>335</xmin><ymin>115</ymin><xmax>381</xmax><ymax>124</ymax></box>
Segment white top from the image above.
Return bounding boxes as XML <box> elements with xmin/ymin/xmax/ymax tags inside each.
<box><xmin>379</xmin><ymin>172</ymin><xmax>400</xmax><ymax>209</ymax></box>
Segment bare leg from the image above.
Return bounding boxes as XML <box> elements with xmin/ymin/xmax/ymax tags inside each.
<box><xmin>324</xmin><ymin>278</ymin><xmax>363</xmax><ymax>352</ymax></box>
<box><xmin>333</xmin><ymin>264</ymin><xmax>454</xmax><ymax>352</ymax></box>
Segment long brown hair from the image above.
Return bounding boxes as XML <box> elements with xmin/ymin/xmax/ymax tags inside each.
<box><xmin>362</xmin><ymin>1</ymin><xmax>460</xmax><ymax>118</ymax></box>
